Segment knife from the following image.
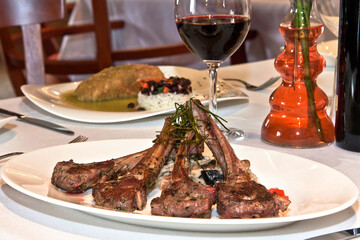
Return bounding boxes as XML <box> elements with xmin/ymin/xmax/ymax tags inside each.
<box><xmin>0</xmin><ymin>108</ymin><xmax>74</xmax><ymax>135</ymax></box>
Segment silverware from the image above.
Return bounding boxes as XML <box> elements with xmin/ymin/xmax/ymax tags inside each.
<box><xmin>68</xmin><ymin>135</ymin><xmax>88</xmax><ymax>143</ymax></box>
<box><xmin>311</xmin><ymin>228</ymin><xmax>360</xmax><ymax>240</ymax></box>
<box><xmin>0</xmin><ymin>108</ymin><xmax>74</xmax><ymax>135</ymax></box>
<box><xmin>0</xmin><ymin>152</ymin><xmax>24</xmax><ymax>160</ymax></box>
<box><xmin>0</xmin><ymin>135</ymin><xmax>88</xmax><ymax>161</ymax></box>
<box><xmin>344</xmin><ymin>228</ymin><xmax>360</xmax><ymax>239</ymax></box>
<box><xmin>223</xmin><ymin>75</ymin><xmax>281</xmax><ymax>91</ymax></box>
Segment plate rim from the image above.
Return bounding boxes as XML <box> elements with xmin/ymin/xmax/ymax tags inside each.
<box><xmin>1</xmin><ymin>139</ymin><xmax>358</xmax><ymax>231</ymax></box>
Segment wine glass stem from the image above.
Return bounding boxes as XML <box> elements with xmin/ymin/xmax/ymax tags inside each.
<box><xmin>207</xmin><ymin>61</ymin><xmax>221</xmax><ymax>114</ymax></box>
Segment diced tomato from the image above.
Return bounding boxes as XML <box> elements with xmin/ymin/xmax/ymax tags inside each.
<box><xmin>268</xmin><ymin>188</ymin><xmax>289</xmax><ymax>199</ymax></box>
<box><xmin>163</xmin><ymin>86</ymin><xmax>170</xmax><ymax>94</ymax></box>
<box><xmin>138</xmin><ymin>79</ymin><xmax>148</xmax><ymax>89</ymax></box>
<box><xmin>138</xmin><ymin>76</ymin><xmax>192</xmax><ymax>95</ymax></box>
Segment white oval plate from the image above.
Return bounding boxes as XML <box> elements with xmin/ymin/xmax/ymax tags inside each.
<box><xmin>21</xmin><ymin>66</ymin><xmax>248</xmax><ymax>123</ymax></box>
<box><xmin>1</xmin><ymin>139</ymin><xmax>358</xmax><ymax>232</ymax></box>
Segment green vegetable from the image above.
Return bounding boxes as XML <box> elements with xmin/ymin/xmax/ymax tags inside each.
<box><xmin>156</xmin><ymin>98</ymin><xmax>228</xmax><ymax>145</ymax></box>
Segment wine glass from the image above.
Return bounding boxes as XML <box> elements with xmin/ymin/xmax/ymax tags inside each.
<box><xmin>315</xmin><ymin>0</ymin><xmax>339</xmax><ymax>119</ymax></box>
<box><xmin>175</xmin><ymin>0</ymin><xmax>251</xmax><ymax>141</ymax></box>
<box><xmin>316</xmin><ymin>0</ymin><xmax>339</xmax><ymax>37</ymax></box>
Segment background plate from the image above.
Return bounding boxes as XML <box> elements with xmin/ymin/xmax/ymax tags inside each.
<box><xmin>21</xmin><ymin>66</ymin><xmax>248</xmax><ymax>123</ymax></box>
<box><xmin>1</xmin><ymin>139</ymin><xmax>358</xmax><ymax>232</ymax></box>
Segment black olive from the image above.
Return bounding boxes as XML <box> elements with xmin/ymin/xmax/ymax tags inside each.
<box><xmin>201</xmin><ymin>170</ymin><xmax>223</xmax><ymax>186</ymax></box>
<box><xmin>195</xmin><ymin>154</ymin><xmax>204</xmax><ymax>160</ymax></box>
<box><xmin>141</xmin><ymin>88</ymin><xmax>149</xmax><ymax>94</ymax></box>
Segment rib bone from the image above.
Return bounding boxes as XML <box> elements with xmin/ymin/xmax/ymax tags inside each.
<box><xmin>189</xmin><ymin>99</ymin><xmax>290</xmax><ymax>218</ymax></box>
<box><xmin>151</xmin><ymin>133</ymin><xmax>215</xmax><ymax>218</ymax></box>
<box><xmin>92</xmin><ymin>118</ymin><xmax>175</xmax><ymax>211</ymax></box>
<box><xmin>51</xmin><ymin>151</ymin><xmax>144</xmax><ymax>193</ymax></box>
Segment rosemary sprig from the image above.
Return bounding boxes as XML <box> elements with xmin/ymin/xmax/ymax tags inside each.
<box><xmin>293</xmin><ymin>0</ymin><xmax>324</xmax><ymax>141</ymax></box>
<box><xmin>156</xmin><ymin>98</ymin><xmax>228</xmax><ymax>145</ymax></box>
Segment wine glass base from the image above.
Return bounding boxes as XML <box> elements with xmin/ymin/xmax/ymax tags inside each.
<box><xmin>223</xmin><ymin>127</ymin><xmax>245</xmax><ymax>142</ymax></box>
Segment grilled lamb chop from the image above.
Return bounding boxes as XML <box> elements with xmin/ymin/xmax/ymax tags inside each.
<box><xmin>51</xmin><ymin>150</ymin><xmax>145</xmax><ymax>193</ymax></box>
<box><xmin>189</xmin><ymin>99</ymin><xmax>290</xmax><ymax>218</ymax></box>
<box><xmin>51</xmin><ymin>160</ymin><xmax>114</xmax><ymax>193</ymax></box>
<box><xmin>92</xmin><ymin>118</ymin><xmax>175</xmax><ymax>211</ymax></box>
<box><xmin>151</xmin><ymin>136</ymin><xmax>215</xmax><ymax>218</ymax></box>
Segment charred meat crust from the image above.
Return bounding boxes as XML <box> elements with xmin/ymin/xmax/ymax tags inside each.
<box><xmin>151</xmin><ymin>141</ymin><xmax>215</xmax><ymax>218</ymax></box>
<box><xmin>92</xmin><ymin>175</ymin><xmax>146</xmax><ymax>211</ymax></box>
<box><xmin>190</xmin><ymin>99</ymin><xmax>290</xmax><ymax>218</ymax></box>
<box><xmin>51</xmin><ymin>149</ymin><xmax>146</xmax><ymax>193</ymax></box>
<box><xmin>216</xmin><ymin>180</ymin><xmax>280</xmax><ymax>218</ymax></box>
<box><xmin>92</xmin><ymin>118</ymin><xmax>175</xmax><ymax>211</ymax></box>
<box><xmin>51</xmin><ymin>160</ymin><xmax>115</xmax><ymax>193</ymax></box>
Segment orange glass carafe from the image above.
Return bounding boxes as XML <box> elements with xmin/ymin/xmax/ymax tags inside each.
<box><xmin>261</xmin><ymin>23</ymin><xmax>335</xmax><ymax>148</ymax></box>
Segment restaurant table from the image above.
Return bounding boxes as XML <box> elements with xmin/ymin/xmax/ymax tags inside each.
<box><xmin>0</xmin><ymin>59</ymin><xmax>359</xmax><ymax>240</ymax></box>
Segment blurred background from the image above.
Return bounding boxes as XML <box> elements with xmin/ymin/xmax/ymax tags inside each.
<box><xmin>0</xmin><ymin>0</ymin><xmax>335</xmax><ymax>100</ymax></box>
<box><xmin>0</xmin><ymin>46</ymin><xmax>15</xmax><ymax>99</ymax></box>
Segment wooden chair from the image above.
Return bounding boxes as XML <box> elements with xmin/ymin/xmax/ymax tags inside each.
<box><xmin>0</xmin><ymin>0</ymin><xmax>253</xmax><ymax>96</ymax></box>
<box><xmin>0</xmin><ymin>0</ymin><xmax>190</xmax><ymax>96</ymax></box>
<box><xmin>0</xmin><ymin>0</ymin><xmax>65</xmax><ymax>96</ymax></box>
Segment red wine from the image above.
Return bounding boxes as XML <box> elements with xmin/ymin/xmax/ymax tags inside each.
<box><xmin>335</xmin><ymin>0</ymin><xmax>360</xmax><ymax>152</ymax></box>
<box><xmin>176</xmin><ymin>15</ymin><xmax>250</xmax><ymax>61</ymax></box>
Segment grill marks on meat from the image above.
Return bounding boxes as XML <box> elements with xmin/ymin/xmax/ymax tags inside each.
<box><xmin>92</xmin><ymin>118</ymin><xmax>175</xmax><ymax>212</ymax></box>
<box><xmin>190</xmin><ymin>99</ymin><xmax>290</xmax><ymax>218</ymax></box>
<box><xmin>151</xmin><ymin>138</ymin><xmax>215</xmax><ymax>218</ymax></box>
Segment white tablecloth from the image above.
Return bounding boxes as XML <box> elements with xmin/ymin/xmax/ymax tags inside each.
<box><xmin>0</xmin><ymin>60</ymin><xmax>359</xmax><ymax>239</ymax></box>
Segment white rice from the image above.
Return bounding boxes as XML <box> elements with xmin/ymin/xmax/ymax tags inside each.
<box><xmin>137</xmin><ymin>92</ymin><xmax>193</xmax><ymax>111</ymax></box>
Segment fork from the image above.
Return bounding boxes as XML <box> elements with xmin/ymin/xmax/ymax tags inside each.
<box><xmin>67</xmin><ymin>135</ymin><xmax>89</xmax><ymax>144</ymax></box>
<box><xmin>223</xmin><ymin>75</ymin><xmax>281</xmax><ymax>91</ymax></box>
<box><xmin>0</xmin><ymin>135</ymin><xmax>88</xmax><ymax>161</ymax></box>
